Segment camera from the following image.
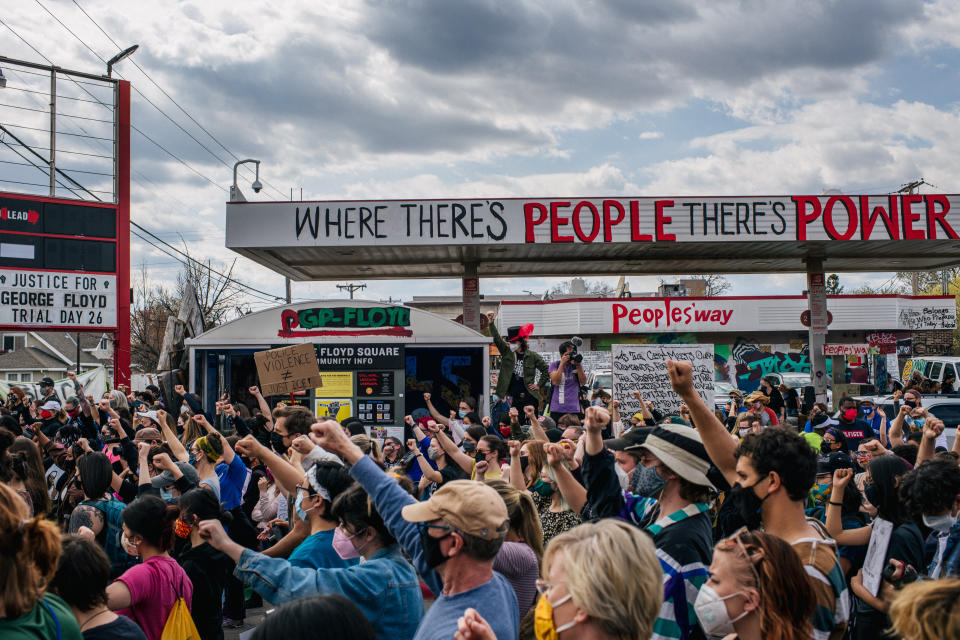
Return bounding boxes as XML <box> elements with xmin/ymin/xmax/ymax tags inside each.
<box><xmin>251</xmin><ymin>179</ymin><xmax>263</xmax><ymax>193</ymax></box>
<box><xmin>565</xmin><ymin>336</ymin><xmax>583</xmax><ymax>364</ymax></box>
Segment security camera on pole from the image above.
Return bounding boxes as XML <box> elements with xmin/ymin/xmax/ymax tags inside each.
<box><xmin>230</xmin><ymin>159</ymin><xmax>262</xmax><ymax>202</ymax></box>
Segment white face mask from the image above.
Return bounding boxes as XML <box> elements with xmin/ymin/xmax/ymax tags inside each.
<box><xmin>693</xmin><ymin>584</ymin><xmax>748</xmax><ymax>635</ymax></box>
<box><xmin>509</xmin><ymin>343</ymin><xmax>521</xmax><ymax>353</ymax></box>
<box><xmin>923</xmin><ymin>511</ymin><xmax>958</xmax><ymax>533</ymax></box>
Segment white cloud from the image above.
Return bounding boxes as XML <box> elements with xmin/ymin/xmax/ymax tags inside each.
<box><xmin>638</xmin><ymin>131</ymin><xmax>663</xmax><ymax>140</ymax></box>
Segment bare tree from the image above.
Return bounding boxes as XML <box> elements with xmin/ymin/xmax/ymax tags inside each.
<box><xmin>175</xmin><ymin>244</ymin><xmax>248</xmax><ymax>331</ymax></box>
<box><xmin>547</xmin><ymin>279</ymin><xmax>616</xmax><ymax>298</ymax></box>
<box><xmin>130</xmin><ymin>263</ymin><xmax>178</xmax><ymax>371</ymax></box>
<box><xmin>130</xmin><ymin>245</ymin><xmax>252</xmax><ymax>371</ymax></box>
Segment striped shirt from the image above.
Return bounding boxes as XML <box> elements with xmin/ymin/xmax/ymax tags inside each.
<box><xmin>624</xmin><ymin>496</ymin><xmax>713</xmax><ymax>640</ymax></box>
<box><xmin>792</xmin><ymin>519</ymin><xmax>851</xmax><ymax>640</ymax></box>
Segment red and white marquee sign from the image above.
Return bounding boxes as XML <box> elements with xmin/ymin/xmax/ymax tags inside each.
<box><xmin>227</xmin><ymin>194</ymin><xmax>960</xmax><ymax>248</ymax></box>
<box><xmin>497</xmin><ymin>295</ymin><xmax>957</xmax><ymax>336</ymax></box>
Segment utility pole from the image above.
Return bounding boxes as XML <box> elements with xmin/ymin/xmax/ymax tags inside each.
<box><xmin>380</xmin><ymin>296</ymin><xmax>402</xmax><ymax>303</ymax></box>
<box><xmin>898</xmin><ymin>179</ymin><xmax>927</xmax><ymax>295</ymax></box>
<box><xmin>337</xmin><ymin>283</ymin><xmax>366</xmax><ymax>299</ymax></box>
<box><xmin>285</xmin><ymin>278</ymin><xmax>292</xmax><ymax>304</ymax></box>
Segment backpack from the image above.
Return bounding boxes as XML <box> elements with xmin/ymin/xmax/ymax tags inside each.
<box><xmin>84</xmin><ymin>498</ymin><xmax>138</xmax><ymax>577</ymax></box>
<box><xmin>160</xmin><ymin>578</ymin><xmax>201</xmax><ymax>640</ymax></box>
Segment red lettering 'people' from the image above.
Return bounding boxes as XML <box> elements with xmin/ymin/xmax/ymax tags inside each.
<box><xmin>550</xmin><ymin>201</ymin><xmax>574</xmax><ymax>243</ymax></box>
<box><xmin>612</xmin><ymin>303</ymin><xmax>627</xmax><ymax>333</ymax></box>
<box><xmin>654</xmin><ymin>200</ymin><xmax>676</xmax><ymax>242</ymax></box>
<box><xmin>523</xmin><ymin>203</ymin><xmax>548</xmax><ymax>243</ymax></box>
<box><xmin>572</xmin><ymin>201</ymin><xmax>600</xmax><ymax>243</ymax></box>
<box><xmin>630</xmin><ymin>201</ymin><xmax>652</xmax><ymax>242</ymax></box>
<box><xmin>602</xmin><ymin>200</ymin><xmax>625</xmax><ymax>242</ymax></box>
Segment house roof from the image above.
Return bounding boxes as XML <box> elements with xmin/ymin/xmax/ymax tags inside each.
<box><xmin>0</xmin><ymin>346</ymin><xmax>69</xmax><ymax>371</ymax></box>
<box><xmin>29</xmin><ymin>332</ymin><xmax>112</xmax><ymax>367</ymax></box>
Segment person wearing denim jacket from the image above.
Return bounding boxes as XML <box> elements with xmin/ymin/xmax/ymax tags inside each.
<box><xmin>311</xmin><ymin>420</ymin><xmax>520</xmax><ymax>640</ymax></box>
<box><xmin>195</xmin><ymin>483</ymin><xmax>424</xmax><ymax>640</ymax></box>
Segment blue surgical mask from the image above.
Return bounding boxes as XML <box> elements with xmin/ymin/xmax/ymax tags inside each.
<box><xmin>458</xmin><ymin>409</ymin><xmax>468</xmax><ymax>418</ymax></box>
<box><xmin>187</xmin><ymin>451</ymin><xmax>197</xmax><ymax>466</ymax></box>
<box><xmin>160</xmin><ymin>486</ymin><xmax>176</xmax><ymax>503</ymax></box>
<box><xmin>294</xmin><ymin>491</ymin><xmax>313</xmax><ymax>522</ymax></box>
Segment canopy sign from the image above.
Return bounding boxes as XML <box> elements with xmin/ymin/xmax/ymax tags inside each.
<box><xmin>228</xmin><ymin>193</ymin><xmax>959</xmax><ymax>247</ymax></box>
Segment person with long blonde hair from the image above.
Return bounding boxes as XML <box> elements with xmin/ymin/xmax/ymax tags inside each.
<box><xmin>694</xmin><ymin>528</ymin><xmax>815</xmax><ymax>640</ymax></box>
<box><xmin>888</xmin><ymin>578</ymin><xmax>960</xmax><ymax>640</ymax></box>
<box><xmin>0</xmin><ymin>483</ymin><xmax>82</xmax><ymax>638</ymax></box>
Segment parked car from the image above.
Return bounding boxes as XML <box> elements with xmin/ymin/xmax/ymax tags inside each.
<box><xmin>714</xmin><ymin>381</ymin><xmax>737</xmax><ymax>411</ymax></box>
<box><xmin>855</xmin><ymin>393</ymin><xmax>960</xmax><ymax>448</ymax></box>
<box><xmin>901</xmin><ymin>357</ymin><xmax>960</xmax><ymax>385</ymax></box>
<box><xmin>587</xmin><ymin>368</ymin><xmax>611</xmax><ymax>398</ymax></box>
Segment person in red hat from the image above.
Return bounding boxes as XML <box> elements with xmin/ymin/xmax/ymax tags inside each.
<box><xmin>489</xmin><ymin>322</ymin><xmax>549</xmax><ymax>420</ymax></box>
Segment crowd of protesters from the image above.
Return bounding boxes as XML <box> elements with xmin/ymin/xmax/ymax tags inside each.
<box><xmin>0</xmin><ymin>330</ymin><xmax>959</xmax><ymax>640</ymax></box>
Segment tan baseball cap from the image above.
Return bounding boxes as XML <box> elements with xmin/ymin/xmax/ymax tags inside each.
<box><xmin>401</xmin><ymin>480</ymin><xmax>508</xmax><ymax>541</ymax></box>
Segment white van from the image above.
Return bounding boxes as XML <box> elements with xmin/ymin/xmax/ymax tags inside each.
<box><xmin>902</xmin><ymin>357</ymin><xmax>960</xmax><ymax>384</ymax></box>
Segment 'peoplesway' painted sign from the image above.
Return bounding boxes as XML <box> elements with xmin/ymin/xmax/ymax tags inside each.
<box><xmin>226</xmin><ymin>194</ymin><xmax>960</xmax><ymax>247</ymax></box>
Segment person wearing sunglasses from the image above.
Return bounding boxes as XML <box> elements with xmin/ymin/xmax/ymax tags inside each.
<box><xmin>695</xmin><ymin>528</ymin><xmax>815</xmax><ymax>640</ymax></box>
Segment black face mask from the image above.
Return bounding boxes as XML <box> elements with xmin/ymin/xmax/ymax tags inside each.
<box><xmin>728</xmin><ymin>479</ymin><xmax>769</xmax><ymax>530</ymax></box>
<box><xmin>904</xmin><ymin>399</ymin><xmax>918</xmax><ymax>409</ymax></box>
<box><xmin>462</xmin><ymin>441</ymin><xmax>476</xmax><ymax>454</ymax></box>
<box><xmin>520</xmin><ymin>456</ymin><xmax>529</xmax><ymax>472</ymax></box>
<box><xmin>420</xmin><ymin>527</ymin><xmax>451</xmax><ymax>569</ymax></box>
<box><xmin>270</xmin><ymin>433</ymin><xmax>286</xmax><ymax>453</ymax></box>
<box><xmin>474</xmin><ymin>450</ymin><xmax>486</xmax><ymax>462</ymax></box>
<box><xmin>820</xmin><ymin>441</ymin><xmax>832</xmax><ymax>454</ymax></box>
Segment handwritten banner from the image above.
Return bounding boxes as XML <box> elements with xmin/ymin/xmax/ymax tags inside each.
<box><xmin>254</xmin><ymin>343</ymin><xmax>323</xmax><ymax>396</ymax></box>
<box><xmin>612</xmin><ymin>344</ymin><xmax>714</xmax><ymax>417</ymax></box>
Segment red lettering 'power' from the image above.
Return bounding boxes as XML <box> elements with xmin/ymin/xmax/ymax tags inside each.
<box><xmin>823</xmin><ymin>196</ymin><xmax>858</xmax><ymax>240</ymax></box>
<box><xmin>793</xmin><ymin>196</ymin><xmax>822</xmax><ymax>241</ymax></box>
<box><xmin>523</xmin><ymin>203</ymin><xmax>548</xmax><ymax>243</ymax></box>
<box><xmin>901</xmin><ymin>194</ymin><xmax>926</xmax><ymax>240</ymax></box>
<box><xmin>926</xmin><ymin>195</ymin><xmax>958</xmax><ymax>239</ymax></box>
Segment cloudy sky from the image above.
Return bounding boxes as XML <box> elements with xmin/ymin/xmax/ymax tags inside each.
<box><xmin>4</xmin><ymin>0</ymin><xmax>960</xmax><ymax>310</ymax></box>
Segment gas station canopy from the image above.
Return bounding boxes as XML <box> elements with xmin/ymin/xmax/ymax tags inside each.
<box><xmin>225</xmin><ymin>193</ymin><xmax>960</xmax><ymax>279</ymax></box>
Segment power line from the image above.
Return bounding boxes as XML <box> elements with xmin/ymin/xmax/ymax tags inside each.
<box><xmin>2</xmin><ymin>18</ymin><xmax>286</xmax><ymax>306</ymax></box>
<box><xmin>64</xmin><ymin>0</ymin><xmax>287</xmax><ymax>200</ymax></box>
<box><xmin>129</xmin><ymin>229</ymin><xmax>281</xmax><ymax>305</ymax></box>
<box><xmin>2</xmin><ymin>17</ymin><xmax>227</xmax><ymax>193</ymax></box>
<box><xmin>130</xmin><ymin>221</ymin><xmax>285</xmax><ymax>302</ymax></box>
<box><xmin>72</xmin><ymin>0</ymin><xmax>287</xmax><ymax>200</ymax></box>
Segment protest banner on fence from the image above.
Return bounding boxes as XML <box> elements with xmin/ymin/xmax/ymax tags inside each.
<box><xmin>254</xmin><ymin>343</ymin><xmax>324</xmax><ymax>396</ymax></box>
<box><xmin>612</xmin><ymin>344</ymin><xmax>714</xmax><ymax>417</ymax></box>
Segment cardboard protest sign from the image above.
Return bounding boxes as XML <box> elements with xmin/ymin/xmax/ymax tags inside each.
<box><xmin>254</xmin><ymin>343</ymin><xmax>323</xmax><ymax>396</ymax></box>
<box><xmin>612</xmin><ymin>344</ymin><xmax>714</xmax><ymax>417</ymax></box>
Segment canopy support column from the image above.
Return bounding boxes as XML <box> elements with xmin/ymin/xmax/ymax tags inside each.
<box><xmin>806</xmin><ymin>259</ymin><xmax>828</xmax><ymax>406</ymax></box>
<box><xmin>462</xmin><ymin>262</ymin><xmax>480</xmax><ymax>331</ymax></box>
